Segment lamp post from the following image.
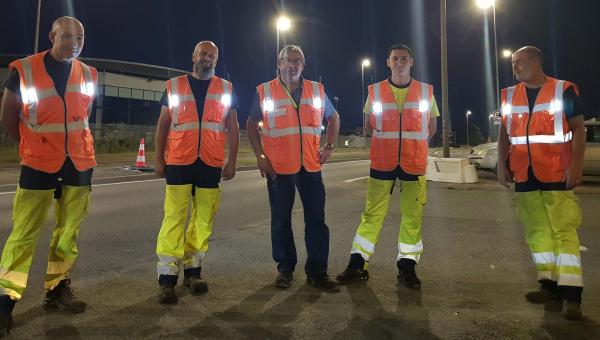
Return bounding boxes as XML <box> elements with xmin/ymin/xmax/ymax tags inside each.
<box><xmin>476</xmin><ymin>0</ymin><xmax>500</xmax><ymax>111</ymax></box>
<box><xmin>466</xmin><ymin>110</ymin><xmax>472</xmax><ymax>146</ymax></box>
<box><xmin>488</xmin><ymin>113</ymin><xmax>494</xmax><ymax>142</ymax></box>
<box><xmin>361</xmin><ymin>58</ymin><xmax>371</xmax><ymax>146</ymax></box>
<box><xmin>275</xmin><ymin>15</ymin><xmax>291</xmax><ymax>75</ymax></box>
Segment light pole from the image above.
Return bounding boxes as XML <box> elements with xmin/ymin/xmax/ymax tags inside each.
<box><xmin>275</xmin><ymin>15</ymin><xmax>291</xmax><ymax>75</ymax></box>
<box><xmin>466</xmin><ymin>110</ymin><xmax>472</xmax><ymax>146</ymax></box>
<box><xmin>361</xmin><ymin>58</ymin><xmax>371</xmax><ymax>146</ymax></box>
<box><xmin>488</xmin><ymin>113</ymin><xmax>494</xmax><ymax>142</ymax></box>
<box><xmin>440</xmin><ymin>0</ymin><xmax>451</xmax><ymax>157</ymax></box>
<box><xmin>476</xmin><ymin>0</ymin><xmax>500</xmax><ymax>111</ymax></box>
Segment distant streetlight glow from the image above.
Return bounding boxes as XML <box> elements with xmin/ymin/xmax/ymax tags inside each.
<box><xmin>502</xmin><ymin>49</ymin><xmax>512</xmax><ymax>58</ymax></box>
<box><xmin>362</xmin><ymin>59</ymin><xmax>371</xmax><ymax>67</ymax></box>
<box><xmin>476</xmin><ymin>0</ymin><xmax>495</xmax><ymax>9</ymax></box>
<box><xmin>466</xmin><ymin>110</ymin><xmax>472</xmax><ymax>146</ymax></box>
<box><xmin>276</xmin><ymin>16</ymin><xmax>291</xmax><ymax>31</ymax></box>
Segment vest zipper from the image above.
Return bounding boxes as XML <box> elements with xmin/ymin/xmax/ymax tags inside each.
<box><xmin>63</xmin><ymin>98</ymin><xmax>68</xmax><ymax>156</ymax></box>
<box><xmin>295</xmin><ymin>106</ymin><xmax>304</xmax><ymax>167</ymax></box>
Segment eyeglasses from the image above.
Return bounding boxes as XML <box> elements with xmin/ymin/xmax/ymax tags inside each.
<box><xmin>280</xmin><ymin>58</ymin><xmax>304</xmax><ymax>66</ymax></box>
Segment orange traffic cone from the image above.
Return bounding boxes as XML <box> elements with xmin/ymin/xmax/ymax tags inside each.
<box><xmin>135</xmin><ymin>138</ymin><xmax>146</xmax><ymax>167</ymax></box>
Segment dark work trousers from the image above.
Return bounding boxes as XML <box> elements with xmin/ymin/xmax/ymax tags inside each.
<box><xmin>266</xmin><ymin>167</ymin><xmax>330</xmax><ymax>277</ymax></box>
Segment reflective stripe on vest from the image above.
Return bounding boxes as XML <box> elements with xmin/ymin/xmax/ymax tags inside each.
<box><xmin>19</xmin><ymin>58</ymin><xmax>94</xmax><ymax>133</ymax></box>
<box><xmin>372</xmin><ymin>81</ymin><xmax>429</xmax><ymax>140</ymax></box>
<box><xmin>502</xmin><ymin>80</ymin><xmax>571</xmax><ymax>145</ymax></box>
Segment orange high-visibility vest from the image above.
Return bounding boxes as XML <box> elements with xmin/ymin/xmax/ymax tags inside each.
<box><xmin>164</xmin><ymin>75</ymin><xmax>232</xmax><ymax>167</ymax></box>
<box><xmin>368</xmin><ymin>79</ymin><xmax>432</xmax><ymax>174</ymax></box>
<box><xmin>257</xmin><ymin>79</ymin><xmax>325</xmax><ymax>175</ymax></box>
<box><xmin>501</xmin><ymin>77</ymin><xmax>577</xmax><ymax>183</ymax></box>
<box><xmin>9</xmin><ymin>51</ymin><xmax>97</xmax><ymax>173</ymax></box>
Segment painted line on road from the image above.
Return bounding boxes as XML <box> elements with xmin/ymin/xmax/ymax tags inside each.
<box><xmin>0</xmin><ymin>159</ymin><xmax>371</xmax><ymax>195</ymax></box>
<box><xmin>343</xmin><ymin>176</ymin><xmax>369</xmax><ymax>183</ymax></box>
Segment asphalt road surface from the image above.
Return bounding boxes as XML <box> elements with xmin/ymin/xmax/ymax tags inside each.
<box><xmin>0</xmin><ymin>160</ymin><xmax>599</xmax><ymax>339</ymax></box>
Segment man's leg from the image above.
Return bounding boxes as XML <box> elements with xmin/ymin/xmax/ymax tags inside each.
<box><xmin>337</xmin><ymin>176</ymin><xmax>394</xmax><ymax>284</ymax></box>
<box><xmin>296</xmin><ymin>169</ymin><xmax>338</xmax><ymax>291</ymax></box>
<box><xmin>396</xmin><ymin>176</ymin><xmax>427</xmax><ymax>289</ymax></box>
<box><xmin>542</xmin><ymin>190</ymin><xmax>583</xmax><ymax>320</ymax></box>
<box><xmin>267</xmin><ymin>174</ymin><xmax>296</xmax><ymax>288</ymax></box>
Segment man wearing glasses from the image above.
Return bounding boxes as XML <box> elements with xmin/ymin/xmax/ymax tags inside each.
<box><xmin>246</xmin><ymin>45</ymin><xmax>340</xmax><ymax>291</ymax></box>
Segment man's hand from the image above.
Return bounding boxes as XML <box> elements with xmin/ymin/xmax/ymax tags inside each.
<box><xmin>155</xmin><ymin>158</ymin><xmax>166</xmax><ymax>178</ymax></box>
<box><xmin>318</xmin><ymin>147</ymin><xmax>333</xmax><ymax>164</ymax></box>
<box><xmin>564</xmin><ymin>164</ymin><xmax>583</xmax><ymax>189</ymax></box>
<box><xmin>257</xmin><ymin>154</ymin><xmax>276</xmax><ymax>179</ymax></box>
<box><xmin>221</xmin><ymin>161</ymin><xmax>236</xmax><ymax>181</ymax></box>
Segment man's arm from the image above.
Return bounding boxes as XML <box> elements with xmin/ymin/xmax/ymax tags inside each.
<box><xmin>0</xmin><ymin>89</ymin><xmax>22</xmax><ymax>141</ymax></box>
<box><xmin>222</xmin><ymin>108</ymin><xmax>239</xmax><ymax>180</ymax></box>
<box><xmin>497</xmin><ymin>123</ymin><xmax>512</xmax><ymax>187</ymax></box>
<box><xmin>565</xmin><ymin>115</ymin><xmax>585</xmax><ymax>188</ymax></box>
<box><xmin>246</xmin><ymin>116</ymin><xmax>275</xmax><ymax>179</ymax></box>
<box><xmin>319</xmin><ymin>110</ymin><xmax>340</xmax><ymax>164</ymax></box>
<box><xmin>154</xmin><ymin>105</ymin><xmax>171</xmax><ymax>178</ymax></box>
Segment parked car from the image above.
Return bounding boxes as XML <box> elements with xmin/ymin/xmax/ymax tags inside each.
<box><xmin>467</xmin><ymin>119</ymin><xmax>600</xmax><ymax>176</ymax></box>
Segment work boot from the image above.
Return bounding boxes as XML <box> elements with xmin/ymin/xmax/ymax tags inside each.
<box><xmin>44</xmin><ymin>279</ymin><xmax>87</xmax><ymax>313</ymax></box>
<box><xmin>336</xmin><ymin>254</ymin><xmax>369</xmax><ymax>284</ymax></box>
<box><xmin>397</xmin><ymin>259</ymin><xmax>421</xmax><ymax>289</ymax></box>
<box><xmin>0</xmin><ymin>295</ymin><xmax>15</xmax><ymax>336</ymax></box>
<box><xmin>158</xmin><ymin>284</ymin><xmax>177</xmax><ymax>304</ymax></box>
<box><xmin>562</xmin><ymin>301</ymin><xmax>583</xmax><ymax>321</ymax></box>
<box><xmin>183</xmin><ymin>276</ymin><xmax>208</xmax><ymax>295</ymax></box>
<box><xmin>525</xmin><ymin>280</ymin><xmax>561</xmax><ymax>304</ymax></box>
<box><xmin>275</xmin><ymin>272</ymin><xmax>293</xmax><ymax>289</ymax></box>
<box><xmin>307</xmin><ymin>274</ymin><xmax>340</xmax><ymax>292</ymax></box>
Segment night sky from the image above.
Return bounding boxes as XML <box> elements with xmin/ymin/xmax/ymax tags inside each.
<box><xmin>2</xmin><ymin>0</ymin><xmax>599</xmax><ymax>139</ymax></box>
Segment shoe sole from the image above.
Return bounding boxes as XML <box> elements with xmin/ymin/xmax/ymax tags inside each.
<box><xmin>307</xmin><ymin>279</ymin><xmax>340</xmax><ymax>292</ymax></box>
<box><xmin>43</xmin><ymin>300</ymin><xmax>86</xmax><ymax>314</ymax></box>
<box><xmin>397</xmin><ymin>275</ymin><xmax>421</xmax><ymax>290</ymax></box>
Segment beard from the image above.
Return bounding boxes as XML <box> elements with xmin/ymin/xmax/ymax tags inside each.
<box><xmin>194</xmin><ymin>61</ymin><xmax>215</xmax><ymax>78</ymax></box>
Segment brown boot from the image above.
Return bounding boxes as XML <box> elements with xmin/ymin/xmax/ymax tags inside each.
<box><xmin>44</xmin><ymin>279</ymin><xmax>87</xmax><ymax>313</ymax></box>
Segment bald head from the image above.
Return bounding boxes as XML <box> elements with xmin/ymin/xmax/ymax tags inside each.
<box><xmin>192</xmin><ymin>41</ymin><xmax>219</xmax><ymax>79</ymax></box>
<box><xmin>49</xmin><ymin>16</ymin><xmax>85</xmax><ymax>62</ymax></box>
<box><xmin>512</xmin><ymin>46</ymin><xmax>545</xmax><ymax>85</ymax></box>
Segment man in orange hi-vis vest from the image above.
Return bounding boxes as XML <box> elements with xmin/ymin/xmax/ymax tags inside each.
<box><xmin>498</xmin><ymin>46</ymin><xmax>586</xmax><ymax>320</ymax></box>
<box><xmin>154</xmin><ymin>41</ymin><xmax>239</xmax><ymax>304</ymax></box>
<box><xmin>336</xmin><ymin>44</ymin><xmax>439</xmax><ymax>290</ymax></box>
<box><xmin>0</xmin><ymin>16</ymin><xmax>96</xmax><ymax>334</ymax></box>
<box><xmin>246</xmin><ymin>45</ymin><xmax>340</xmax><ymax>292</ymax></box>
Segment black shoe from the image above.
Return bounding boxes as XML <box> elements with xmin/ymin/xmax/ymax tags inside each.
<box><xmin>307</xmin><ymin>274</ymin><xmax>340</xmax><ymax>292</ymax></box>
<box><xmin>525</xmin><ymin>280</ymin><xmax>561</xmax><ymax>304</ymax></box>
<box><xmin>158</xmin><ymin>284</ymin><xmax>177</xmax><ymax>304</ymax></box>
<box><xmin>44</xmin><ymin>279</ymin><xmax>87</xmax><ymax>313</ymax></box>
<box><xmin>397</xmin><ymin>259</ymin><xmax>421</xmax><ymax>289</ymax></box>
<box><xmin>275</xmin><ymin>272</ymin><xmax>293</xmax><ymax>289</ymax></box>
<box><xmin>183</xmin><ymin>276</ymin><xmax>208</xmax><ymax>295</ymax></box>
<box><xmin>562</xmin><ymin>301</ymin><xmax>583</xmax><ymax>321</ymax></box>
<box><xmin>336</xmin><ymin>266</ymin><xmax>369</xmax><ymax>284</ymax></box>
<box><xmin>0</xmin><ymin>295</ymin><xmax>14</xmax><ymax>337</ymax></box>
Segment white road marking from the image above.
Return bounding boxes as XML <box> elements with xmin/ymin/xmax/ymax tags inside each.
<box><xmin>343</xmin><ymin>176</ymin><xmax>369</xmax><ymax>183</ymax></box>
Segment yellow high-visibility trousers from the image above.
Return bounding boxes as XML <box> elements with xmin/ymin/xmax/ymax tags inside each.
<box><xmin>156</xmin><ymin>185</ymin><xmax>220</xmax><ymax>278</ymax></box>
<box><xmin>516</xmin><ymin>190</ymin><xmax>583</xmax><ymax>286</ymax></box>
<box><xmin>0</xmin><ymin>186</ymin><xmax>90</xmax><ymax>300</ymax></box>
<box><xmin>351</xmin><ymin>176</ymin><xmax>427</xmax><ymax>265</ymax></box>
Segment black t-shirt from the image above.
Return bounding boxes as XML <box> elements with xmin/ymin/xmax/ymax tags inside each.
<box><xmin>2</xmin><ymin>52</ymin><xmax>72</xmax><ymax>99</ymax></box>
<box><xmin>159</xmin><ymin>75</ymin><xmax>237</xmax><ymax>121</ymax></box>
<box><xmin>525</xmin><ymin>86</ymin><xmax>583</xmax><ymax>120</ymax></box>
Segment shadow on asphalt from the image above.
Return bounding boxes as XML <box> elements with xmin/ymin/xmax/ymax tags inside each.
<box><xmin>331</xmin><ymin>283</ymin><xmax>439</xmax><ymax>339</ymax></box>
<box><xmin>536</xmin><ymin>300</ymin><xmax>600</xmax><ymax>339</ymax></box>
<box><xmin>188</xmin><ymin>284</ymin><xmax>321</xmax><ymax>339</ymax></box>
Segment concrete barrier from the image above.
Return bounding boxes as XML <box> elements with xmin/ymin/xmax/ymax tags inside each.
<box><xmin>426</xmin><ymin>157</ymin><xmax>478</xmax><ymax>183</ymax></box>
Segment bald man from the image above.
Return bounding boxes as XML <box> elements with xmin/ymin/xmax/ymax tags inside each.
<box><xmin>154</xmin><ymin>41</ymin><xmax>239</xmax><ymax>304</ymax></box>
<box><xmin>0</xmin><ymin>16</ymin><xmax>97</xmax><ymax>332</ymax></box>
<box><xmin>498</xmin><ymin>46</ymin><xmax>586</xmax><ymax>320</ymax></box>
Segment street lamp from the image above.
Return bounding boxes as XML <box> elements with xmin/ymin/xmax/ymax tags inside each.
<box><xmin>502</xmin><ymin>49</ymin><xmax>512</xmax><ymax>58</ymax></box>
<box><xmin>275</xmin><ymin>15</ymin><xmax>291</xmax><ymax>69</ymax></box>
<box><xmin>466</xmin><ymin>110</ymin><xmax>472</xmax><ymax>146</ymax></box>
<box><xmin>476</xmin><ymin>0</ymin><xmax>500</xmax><ymax>111</ymax></box>
<box><xmin>361</xmin><ymin>58</ymin><xmax>371</xmax><ymax>146</ymax></box>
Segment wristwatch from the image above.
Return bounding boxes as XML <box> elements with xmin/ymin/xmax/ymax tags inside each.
<box><xmin>324</xmin><ymin>143</ymin><xmax>335</xmax><ymax>150</ymax></box>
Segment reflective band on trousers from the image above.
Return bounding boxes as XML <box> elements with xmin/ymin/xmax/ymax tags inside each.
<box><xmin>398</xmin><ymin>240</ymin><xmax>423</xmax><ymax>254</ymax></box>
<box><xmin>352</xmin><ymin>234</ymin><xmax>375</xmax><ymax>253</ymax></box>
<box><xmin>503</xmin><ymin>80</ymin><xmax>569</xmax><ymax>145</ymax></box>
